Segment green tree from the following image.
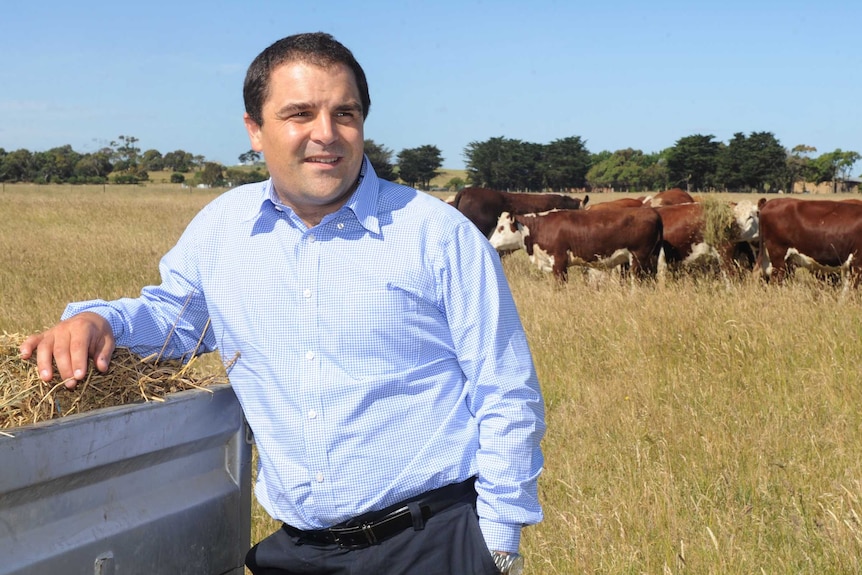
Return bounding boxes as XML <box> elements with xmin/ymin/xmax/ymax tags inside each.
<box><xmin>586</xmin><ymin>151</ymin><xmax>619</xmax><ymax>190</ymax></box>
<box><xmin>163</xmin><ymin>150</ymin><xmax>195</xmax><ymax>172</ymax></box>
<box><xmin>743</xmin><ymin>132</ymin><xmax>787</xmax><ymax>192</ymax></box>
<box><xmin>586</xmin><ymin>148</ymin><xmax>662</xmax><ymax>192</ymax></box>
<box><xmin>110</xmin><ymin>135</ymin><xmax>140</xmax><ymax>169</ymax></box>
<box><xmin>642</xmin><ymin>151</ymin><xmax>670</xmax><ymax>191</ymax></box>
<box><xmin>0</xmin><ymin>149</ymin><xmax>35</xmax><ymax>182</ymax></box>
<box><xmin>238</xmin><ymin>150</ymin><xmax>262</xmax><ymax>165</ymax></box>
<box><xmin>834</xmin><ymin>150</ymin><xmax>861</xmax><ymax>185</ymax></box>
<box><xmin>508</xmin><ymin>141</ymin><xmax>544</xmax><ymax>191</ymax></box>
<box><xmin>364</xmin><ymin>140</ymin><xmax>397</xmax><ymax>181</ymax></box>
<box><xmin>542</xmin><ymin>136</ymin><xmax>591</xmax><ymax>190</ymax></box>
<box><xmin>224</xmin><ymin>166</ymin><xmax>268</xmax><ymax>186</ymax></box>
<box><xmin>588</xmin><ymin>150</ymin><xmax>613</xmax><ymax>170</ymax></box>
<box><xmin>715</xmin><ymin>133</ymin><xmax>748</xmax><ymax>192</ymax></box>
<box><xmin>810</xmin><ymin>149</ymin><xmax>862</xmax><ymax>192</ymax></box>
<box><xmin>715</xmin><ymin>132</ymin><xmax>786</xmax><ymax>193</ymax></box>
<box><xmin>198</xmin><ymin>162</ymin><xmax>225</xmax><ymax>187</ymax></box>
<box><xmin>141</xmin><ymin>149</ymin><xmax>165</xmax><ymax>172</ymax></box>
<box><xmin>73</xmin><ymin>151</ymin><xmax>113</xmax><ymax>183</ymax></box>
<box><xmin>786</xmin><ymin>144</ymin><xmax>817</xmax><ymax>193</ymax></box>
<box><xmin>464</xmin><ymin>136</ymin><xmax>505</xmax><ymax>189</ymax></box>
<box><xmin>397</xmin><ymin>145</ymin><xmax>442</xmax><ymax>189</ymax></box>
<box><xmin>809</xmin><ymin>154</ymin><xmax>833</xmax><ymax>185</ymax></box>
<box><xmin>33</xmin><ymin>145</ymin><xmax>79</xmax><ymax>183</ymax></box>
<box><xmin>666</xmin><ymin>134</ymin><xmax>721</xmax><ymax>192</ymax></box>
<box><xmin>464</xmin><ymin>137</ymin><xmax>533</xmax><ymax>190</ymax></box>
<box><xmin>109</xmin><ymin>135</ymin><xmax>147</xmax><ymax>183</ymax></box>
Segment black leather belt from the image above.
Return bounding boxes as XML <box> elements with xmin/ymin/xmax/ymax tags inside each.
<box><xmin>282</xmin><ymin>477</ymin><xmax>477</xmax><ymax>548</ymax></box>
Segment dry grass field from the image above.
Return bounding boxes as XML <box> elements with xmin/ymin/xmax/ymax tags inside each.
<box><xmin>3</xmin><ymin>183</ymin><xmax>862</xmax><ymax>574</ymax></box>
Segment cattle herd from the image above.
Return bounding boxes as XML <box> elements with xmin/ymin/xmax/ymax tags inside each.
<box><xmin>447</xmin><ymin>186</ymin><xmax>862</xmax><ymax>288</ymax></box>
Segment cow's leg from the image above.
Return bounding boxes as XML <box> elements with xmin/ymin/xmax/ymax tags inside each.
<box><xmin>763</xmin><ymin>245</ymin><xmax>790</xmax><ymax>284</ymax></box>
<box><xmin>553</xmin><ymin>251</ymin><xmax>569</xmax><ymax>283</ymax></box>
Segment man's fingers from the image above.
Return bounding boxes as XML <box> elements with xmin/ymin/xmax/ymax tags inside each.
<box><xmin>19</xmin><ymin>333</ymin><xmax>44</xmax><ymax>361</ymax></box>
<box><xmin>43</xmin><ymin>329</ymin><xmax>74</xmax><ymax>383</ymax></box>
<box><xmin>91</xmin><ymin>335</ymin><xmax>115</xmax><ymax>373</ymax></box>
<box><xmin>20</xmin><ymin>314</ymin><xmax>115</xmax><ymax>385</ymax></box>
<box><xmin>68</xmin><ymin>328</ymin><xmax>97</xmax><ymax>381</ymax></box>
<box><xmin>20</xmin><ymin>332</ymin><xmax>62</xmax><ymax>383</ymax></box>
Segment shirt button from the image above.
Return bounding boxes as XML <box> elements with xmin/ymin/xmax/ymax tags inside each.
<box><xmin>308</xmin><ymin>234</ymin><xmax>316</xmax><ymax>243</ymax></box>
<box><xmin>315</xmin><ymin>472</ymin><xmax>325</xmax><ymax>483</ymax></box>
<box><xmin>305</xmin><ymin>351</ymin><xmax>315</xmax><ymax>360</ymax></box>
<box><xmin>308</xmin><ymin>409</ymin><xmax>317</xmax><ymax>419</ymax></box>
<box><xmin>303</xmin><ymin>289</ymin><xmax>312</xmax><ymax>299</ymax></box>
<box><xmin>337</xmin><ymin>222</ymin><xmax>344</xmax><ymax>230</ymax></box>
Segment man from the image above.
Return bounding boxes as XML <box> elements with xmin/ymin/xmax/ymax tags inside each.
<box><xmin>20</xmin><ymin>32</ymin><xmax>544</xmax><ymax>575</ymax></box>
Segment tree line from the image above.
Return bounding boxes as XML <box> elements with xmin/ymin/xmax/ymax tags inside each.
<box><xmin>367</xmin><ymin>132</ymin><xmax>859</xmax><ymax>194</ymax></box>
<box><xmin>457</xmin><ymin>133</ymin><xmax>860</xmax><ymax>194</ymax></box>
<box><xmin>0</xmin><ymin>136</ymin><xmax>440</xmax><ymax>190</ymax></box>
<box><xmin>0</xmin><ymin>136</ymin><xmax>267</xmax><ymax>188</ymax></box>
<box><xmin>3</xmin><ymin>132</ymin><xmax>859</xmax><ymax>194</ymax></box>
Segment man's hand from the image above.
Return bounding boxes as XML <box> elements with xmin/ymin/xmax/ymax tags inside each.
<box><xmin>19</xmin><ymin>312</ymin><xmax>116</xmax><ymax>388</ymax></box>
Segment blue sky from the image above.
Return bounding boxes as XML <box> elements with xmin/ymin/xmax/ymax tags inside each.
<box><xmin>2</xmin><ymin>0</ymin><xmax>859</xmax><ymax>171</ymax></box>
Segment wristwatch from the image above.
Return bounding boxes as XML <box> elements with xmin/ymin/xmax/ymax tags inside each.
<box><xmin>491</xmin><ymin>551</ymin><xmax>524</xmax><ymax>574</ymax></box>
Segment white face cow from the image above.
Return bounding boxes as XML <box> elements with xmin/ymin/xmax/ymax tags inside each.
<box><xmin>488</xmin><ymin>212</ymin><xmax>558</xmax><ymax>273</ymax></box>
<box><xmin>488</xmin><ymin>212</ymin><xmax>527</xmax><ymax>252</ymax></box>
<box><xmin>732</xmin><ymin>200</ymin><xmax>760</xmax><ymax>242</ymax></box>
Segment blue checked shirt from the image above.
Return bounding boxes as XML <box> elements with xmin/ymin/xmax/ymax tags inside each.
<box><xmin>63</xmin><ymin>159</ymin><xmax>545</xmax><ymax>552</ymax></box>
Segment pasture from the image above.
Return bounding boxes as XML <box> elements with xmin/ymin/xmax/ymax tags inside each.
<box><xmin>3</xmin><ymin>184</ymin><xmax>862</xmax><ymax>574</ymax></box>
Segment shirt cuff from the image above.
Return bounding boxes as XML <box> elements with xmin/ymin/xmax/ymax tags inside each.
<box><xmin>478</xmin><ymin>518</ymin><xmax>521</xmax><ymax>553</ymax></box>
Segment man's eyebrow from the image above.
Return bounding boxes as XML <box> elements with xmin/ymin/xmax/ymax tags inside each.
<box><xmin>335</xmin><ymin>101</ymin><xmax>363</xmax><ymax>112</ymax></box>
<box><xmin>275</xmin><ymin>102</ymin><xmax>311</xmax><ymax>116</ymax></box>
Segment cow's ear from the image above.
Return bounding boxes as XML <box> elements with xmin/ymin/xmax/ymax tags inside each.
<box><xmin>582</xmin><ymin>195</ymin><xmax>590</xmax><ymax>208</ymax></box>
<box><xmin>757</xmin><ymin>198</ymin><xmax>767</xmax><ymax>210</ymax></box>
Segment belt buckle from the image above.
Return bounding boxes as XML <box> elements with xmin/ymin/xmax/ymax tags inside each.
<box><xmin>361</xmin><ymin>523</ymin><xmax>378</xmax><ymax>545</ymax></box>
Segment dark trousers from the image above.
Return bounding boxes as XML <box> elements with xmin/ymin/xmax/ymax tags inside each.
<box><xmin>245</xmin><ymin>498</ymin><xmax>500</xmax><ymax>575</ymax></box>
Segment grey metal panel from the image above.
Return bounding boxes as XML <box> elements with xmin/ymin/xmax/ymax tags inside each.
<box><xmin>0</xmin><ymin>384</ymin><xmax>252</xmax><ymax>575</ymax></box>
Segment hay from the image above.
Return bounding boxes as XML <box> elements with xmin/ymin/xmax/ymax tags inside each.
<box><xmin>0</xmin><ymin>333</ymin><xmax>229</xmax><ymax>433</ymax></box>
<box><xmin>701</xmin><ymin>196</ymin><xmax>735</xmax><ymax>246</ymax></box>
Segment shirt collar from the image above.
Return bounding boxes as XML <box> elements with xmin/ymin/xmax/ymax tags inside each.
<box><xmin>243</xmin><ymin>156</ymin><xmax>380</xmax><ymax>234</ymax></box>
<box><xmin>342</xmin><ymin>157</ymin><xmax>380</xmax><ymax>234</ymax></box>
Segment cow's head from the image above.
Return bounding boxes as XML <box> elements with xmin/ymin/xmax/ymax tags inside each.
<box><xmin>488</xmin><ymin>211</ymin><xmax>526</xmax><ymax>252</ymax></box>
<box><xmin>731</xmin><ymin>200</ymin><xmax>760</xmax><ymax>242</ymax></box>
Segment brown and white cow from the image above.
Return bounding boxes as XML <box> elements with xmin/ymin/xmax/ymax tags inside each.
<box><xmin>644</xmin><ymin>188</ymin><xmax>696</xmax><ymax>207</ymax></box>
<box><xmin>488</xmin><ymin>208</ymin><xmax>663</xmax><ymax>282</ymax></box>
<box><xmin>585</xmin><ymin>197</ymin><xmax>647</xmax><ymax>211</ymax></box>
<box><xmin>451</xmin><ymin>187</ymin><xmax>589</xmax><ymax>238</ymax></box>
<box><xmin>655</xmin><ymin>200</ymin><xmax>760</xmax><ymax>276</ymax></box>
<box><xmin>757</xmin><ymin>197</ymin><xmax>862</xmax><ymax>286</ymax></box>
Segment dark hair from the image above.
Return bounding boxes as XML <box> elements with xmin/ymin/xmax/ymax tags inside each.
<box><xmin>243</xmin><ymin>32</ymin><xmax>371</xmax><ymax>126</ymax></box>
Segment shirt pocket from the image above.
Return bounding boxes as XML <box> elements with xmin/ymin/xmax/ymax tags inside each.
<box><xmin>335</xmin><ymin>285</ymin><xmax>423</xmax><ymax>379</ymax></box>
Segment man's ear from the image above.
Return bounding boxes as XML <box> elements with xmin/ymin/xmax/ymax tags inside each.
<box><xmin>243</xmin><ymin>113</ymin><xmax>263</xmax><ymax>151</ymax></box>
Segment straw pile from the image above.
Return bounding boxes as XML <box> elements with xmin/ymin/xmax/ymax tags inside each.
<box><xmin>1</xmin><ymin>333</ymin><xmax>229</xmax><ymax>433</ymax></box>
<box><xmin>701</xmin><ymin>196</ymin><xmax>735</xmax><ymax>246</ymax></box>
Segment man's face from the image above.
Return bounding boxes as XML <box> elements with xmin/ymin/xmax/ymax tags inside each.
<box><xmin>244</xmin><ymin>60</ymin><xmax>365</xmax><ymax>221</ymax></box>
